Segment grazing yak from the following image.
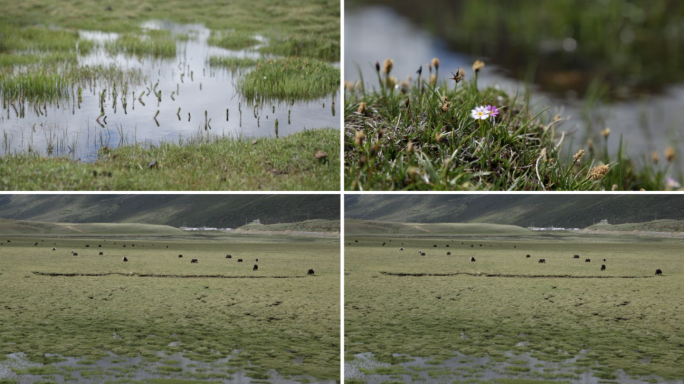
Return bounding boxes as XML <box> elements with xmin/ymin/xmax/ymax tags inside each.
<box><xmin>99</xmin><ymin>245</ymin><xmax>102</xmax><ymax>247</ymax></box>
<box><xmin>573</xmin><ymin>255</ymin><xmax>579</xmax><ymax>259</ymax></box>
<box><xmin>447</xmin><ymin>252</ymin><xmax>451</xmax><ymax>255</ymax></box>
<box><xmin>52</xmin><ymin>247</ymin><xmax>56</xmax><ymax>251</ymax></box>
<box><xmin>355</xmin><ymin>240</ymin><xmax>358</xmax><ymax>242</ymax></box>
<box><xmin>34</xmin><ymin>242</ymin><xmax>38</xmax><ymax>246</ymax></box>
<box><xmin>471</xmin><ymin>245</ymin><xmax>474</xmax><ymax>247</ymax></box>
<box><xmin>191</xmin><ymin>259</ymin><xmax>198</xmax><ymax>263</ymax></box>
<box><xmin>382</xmin><ymin>243</ymin><xmax>386</xmax><ymax>246</ymax></box>
<box><xmin>400</xmin><ymin>248</ymin><xmax>404</xmax><ymax>251</ymax></box>
<box><xmin>123</xmin><ymin>245</ymin><xmax>126</xmax><ymax>247</ymax></box>
<box><xmin>226</xmin><ymin>255</ymin><xmax>232</xmax><ymax>258</ymax></box>
<box><xmin>238</xmin><ymin>259</ymin><xmax>243</xmax><ymax>262</ymax></box>
<box><xmin>420</xmin><ymin>252</ymin><xmax>426</xmax><ymax>256</ymax></box>
<box><xmin>178</xmin><ymin>254</ymin><xmax>183</xmax><ymax>258</ymax></box>
<box><xmin>255</xmin><ymin>258</ymin><xmax>259</xmax><ymax>263</ymax></box>
<box><xmin>308</xmin><ymin>269</ymin><xmax>315</xmax><ymax>275</ymax></box>
<box><xmin>585</xmin><ymin>259</ymin><xmax>591</xmax><ymax>262</ymax></box>
<box><xmin>526</xmin><ymin>255</ymin><xmax>530</xmax><ymax>258</ymax></box>
<box><xmin>99</xmin><ymin>252</ymin><xmax>103</xmax><ymax>255</ymax></box>
<box><xmin>603</xmin><ymin>258</ymin><xmax>606</xmax><ymax>262</ymax></box>
<box><xmin>433</xmin><ymin>245</ymin><xmax>437</xmax><ymax>247</ymax></box>
<box><xmin>538</xmin><ymin>258</ymin><xmax>546</xmax><ymax>263</ymax></box>
<box><xmin>122</xmin><ymin>257</ymin><xmax>128</xmax><ymax>262</ymax></box>
<box><xmin>470</xmin><ymin>257</ymin><xmax>476</xmax><ymax>262</ymax></box>
<box><xmin>601</xmin><ymin>264</ymin><xmax>606</xmax><ymax>271</ymax></box>
<box><xmin>86</xmin><ymin>245</ymin><xmax>89</xmax><ymax>247</ymax></box>
<box><xmin>656</xmin><ymin>269</ymin><xmax>663</xmax><ymax>275</ymax></box>
<box><xmin>253</xmin><ymin>264</ymin><xmax>258</xmax><ymax>271</ymax></box>
<box><xmin>446</xmin><ymin>245</ymin><xmax>449</xmax><ymax>247</ymax></box>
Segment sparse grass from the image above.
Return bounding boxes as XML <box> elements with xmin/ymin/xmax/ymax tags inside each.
<box><xmin>105</xmin><ymin>32</ymin><xmax>176</xmax><ymax>58</ymax></box>
<box><xmin>345</xmin><ymin>231</ymin><xmax>684</xmax><ymax>381</ymax></box>
<box><xmin>0</xmin><ymin>51</ymin><xmax>78</xmax><ymax>67</ymax></box>
<box><xmin>0</xmin><ymin>128</ymin><xmax>339</xmax><ymax>191</ymax></box>
<box><xmin>0</xmin><ymin>233</ymin><xmax>339</xmax><ymax>381</ymax></box>
<box><xmin>345</xmin><ymin>60</ymin><xmax>676</xmax><ymax>190</ymax></box>
<box><xmin>207</xmin><ymin>30</ymin><xmax>260</xmax><ymax>50</ymax></box>
<box><xmin>0</xmin><ymin>24</ymin><xmax>93</xmax><ymax>54</ymax></box>
<box><xmin>259</xmin><ymin>32</ymin><xmax>340</xmax><ymax>62</ymax></box>
<box><xmin>238</xmin><ymin>57</ymin><xmax>339</xmax><ymax>102</ymax></box>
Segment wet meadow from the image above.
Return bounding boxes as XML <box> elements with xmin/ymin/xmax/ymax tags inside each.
<box><xmin>0</xmin><ymin>230</ymin><xmax>340</xmax><ymax>383</ymax></box>
<box><xmin>344</xmin><ymin>230</ymin><xmax>684</xmax><ymax>383</ymax></box>
<box><xmin>0</xmin><ymin>0</ymin><xmax>340</xmax><ymax>190</ymax></box>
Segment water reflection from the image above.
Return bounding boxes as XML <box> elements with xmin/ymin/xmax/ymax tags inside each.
<box><xmin>345</xmin><ymin>5</ymin><xmax>684</xmax><ymax>169</ymax></box>
<box><xmin>0</xmin><ymin>21</ymin><xmax>340</xmax><ymax>161</ymax></box>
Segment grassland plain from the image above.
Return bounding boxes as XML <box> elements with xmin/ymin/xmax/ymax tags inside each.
<box><xmin>0</xmin><ymin>230</ymin><xmax>340</xmax><ymax>382</ymax></box>
<box><xmin>344</xmin><ymin>230</ymin><xmax>684</xmax><ymax>382</ymax></box>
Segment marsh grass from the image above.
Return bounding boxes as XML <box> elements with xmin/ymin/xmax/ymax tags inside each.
<box><xmin>238</xmin><ymin>58</ymin><xmax>339</xmax><ymax>102</ymax></box>
<box><xmin>345</xmin><ymin>233</ymin><xmax>684</xmax><ymax>381</ymax></box>
<box><xmin>207</xmin><ymin>30</ymin><xmax>260</xmax><ymax>50</ymax></box>
<box><xmin>0</xmin><ymin>128</ymin><xmax>339</xmax><ymax>191</ymax></box>
<box><xmin>206</xmin><ymin>56</ymin><xmax>259</xmax><ymax>71</ymax></box>
<box><xmin>0</xmin><ymin>51</ymin><xmax>78</xmax><ymax>67</ymax></box>
<box><xmin>0</xmin><ymin>233</ymin><xmax>339</xmax><ymax>381</ymax></box>
<box><xmin>0</xmin><ymin>24</ymin><xmax>94</xmax><ymax>54</ymax></box>
<box><xmin>105</xmin><ymin>31</ymin><xmax>176</xmax><ymax>58</ymax></box>
<box><xmin>260</xmin><ymin>32</ymin><xmax>340</xmax><ymax>62</ymax></box>
<box><xmin>345</xmin><ymin>62</ymin><xmax>678</xmax><ymax>191</ymax></box>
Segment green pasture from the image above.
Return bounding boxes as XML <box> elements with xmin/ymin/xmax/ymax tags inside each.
<box><xmin>345</xmin><ymin>233</ymin><xmax>684</xmax><ymax>381</ymax></box>
<box><xmin>0</xmin><ymin>232</ymin><xmax>340</xmax><ymax>382</ymax></box>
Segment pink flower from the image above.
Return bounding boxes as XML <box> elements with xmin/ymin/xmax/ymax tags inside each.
<box><xmin>486</xmin><ymin>105</ymin><xmax>499</xmax><ymax>118</ymax></box>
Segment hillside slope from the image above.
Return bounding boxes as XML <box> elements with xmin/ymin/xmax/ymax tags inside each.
<box><xmin>0</xmin><ymin>195</ymin><xmax>339</xmax><ymax>228</ymax></box>
<box><xmin>345</xmin><ymin>195</ymin><xmax>684</xmax><ymax>228</ymax></box>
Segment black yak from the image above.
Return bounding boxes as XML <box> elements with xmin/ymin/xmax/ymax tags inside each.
<box><xmin>601</xmin><ymin>264</ymin><xmax>606</xmax><ymax>271</ymax></box>
<box><xmin>447</xmin><ymin>252</ymin><xmax>451</xmax><ymax>255</ymax></box>
<box><xmin>34</xmin><ymin>242</ymin><xmax>38</xmax><ymax>246</ymax></box>
<box><xmin>191</xmin><ymin>259</ymin><xmax>198</xmax><ymax>263</ymax></box>
<box><xmin>433</xmin><ymin>245</ymin><xmax>437</xmax><ymax>247</ymax></box>
<box><xmin>470</xmin><ymin>257</ymin><xmax>476</xmax><ymax>262</ymax></box>
<box><xmin>446</xmin><ymin>245</ymin><xmax>449</xmax><ymax>247</ymax></box>
<box><xmin>603</xmin><ymin>258</ymin><xmax>606</xmax><ymax>262</ymax></box>
<box><xmin>585</xmin><ymin>259</ymin><xmax>591</xmax><ymax>262</ymax></box>
<box><xmin>73</xmin><ymin>252</ymin><xmax>78</xmax><ymax>256</ymax></box>
<box><xmin>382</xmin><ymin>243</ymin><xmax>386</xmax><ymax>246</ymax></box>
<box><xmin>420</xmin><ymin>252</ymin><xmax>426</xmax><ymax>256</ymax></box>
<box><xmin>255</xmin><ymin>258</ymin><xmax>259</xmax><ymax>263</ymax></box>
<box><xmin>538</xmin><ymin>259</ymin><xmax>546</xmax><ymax>263</ymax></box>
<box><xmin>400</xmin><ymin>248</ymin><xmax>404</xmax><ymax>251</ymax></box>
<box><xmin>86</xmin><ymin>245</ymin><xmax>89</xmax><ymax>247</ymax></box>
<box><xmin>51</xmin><ymin>247</ymin><xmax>56</xmax><ymax>251</ymax></box>
<box><xmin>123</xmin><ymin>257</ymin><xmax>128</xmax><ymax>262</ymax></box>
<box><xmin>253</xmin><ymin>264</ymin><xmax>258</xmax><ymax>271</ymax></box>
<box><xmin>178</xmin><ymin>254</ymin><xmax>183</xmax><ymax>258</ymax></box>
<box><xmin>99</xmin><ymin>252</ymin><xmax>103</xmax><ymax>255</ymax></box>
<box><xmin>238</xmin><ymin>259</ymin><xmax>243</xmax><ymax>262</ymax></box>
<box><xmin>226</xmin><ymin>255</ymin><xmax>232</xmax><ymax>258</ymax></box>
<box><xmin>573</xmin><ymin>255</ymin><xmax>579</xmax><ymax>259</ymax></box>
<box><xmin>656</xmin><ymin>269</ymin><xmax>663</xmax><ymax>275</ymax></box>
<box><xmin>526</xmin><ymin>255</ymin><xmax>531</xmax><ymax>258</ymax></box>
<box><xmin>308</xmin><ymin>269</ymin><xmax>315</xmax><ymax>275</ymax></box>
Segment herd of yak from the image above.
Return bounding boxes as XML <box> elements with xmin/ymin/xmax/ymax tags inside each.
<box><xmin>5</xmin><ymin>239</ymin><xmax>316</xmax><ymax>276</ymax></box>
<box><xmin>352</xmin><ymin>239</ymin><xmax>664</xmax><ymax>276</ymax></box>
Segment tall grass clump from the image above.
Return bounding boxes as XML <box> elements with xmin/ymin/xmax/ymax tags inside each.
<box><xmin>0</xmin><ymin>71</ymin><xmax>71</xmax><ymax>101</ymax></box>
<box><xmin>105</xmin><ymin>31</ymin><xmax>176</xmax><ymax>58</ymax></box>
<box><xmin>237</xmin><ymin>57</ymin><xmax>339</xmax><ymax>102</ymax></box>
<box><xmin>0</xmin><ymin>24</ymin><xmax>88</xmax><ymax>53</ymax></box>
<box><xmin>0</xmin><ymin>52</ymin><xmax>78</xmax><ymax>67</ymax></box>
<box><xmin>207</xmin><ymin>56</ymin><xmax>259</xmax><ymax>71</ymax></box>
<box><xmin>344</xmin><ymin>59</ymin><xmax>615</xmax><ymax>191</ymax></box>
<box><xmin>207</xmin><ymin>30</ymin><xmax>260</xmax><ymax>50</ymax></box>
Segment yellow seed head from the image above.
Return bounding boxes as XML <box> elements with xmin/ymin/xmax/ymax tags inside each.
<box><xmin>473</xmin><ymin>60</ymin><xmax>485</xmax><ymax>73</ymax></box>
<box><xmin>442</xmin><ymin>101</ymin><xmax>451</xmax><ymax>112</ymax></box>
<box><xmin>573</xmin><ymin>149</ymin><xmax>585</xmax><ymax>163</ymax></box>
<box><xmin>357</xmin><ymin>102</ymin><xmax>366</xmax><ymax>114</ymax></box>
<box><xmin>611</xmin><ymin>184</ymin><xmax>619</xmax><ymax>191</ymax></box>
<box><xmin>652</xmin><ymin>150</ymin><xmax>660</xmax><ymax>163</ymax></box>
<box><xmin>406</xmin><ymin>142</ymin><xmax>414</xmax><ymax>153</ymax></box>
<box><xmin>430</xmin><ymin>74</ymin><xmax>436</xmax><ymax>85</ymax></box>
<box><xmin>354</xmin><ymin>130</ymin><xmax>365</xmax><ymax>146</ymax></box>
<box><xmin>382</xmin><ymin>58</ymin><xmax>394</xmax><ymax>75</ymax></box>
<box><xmin>431</xmin><ymin>58</ymin><xmax>440</xmax><ymax>70</ymax></box>
<box><xmin>601</xmin><ymin>128</ymin><xmax>611</xmax><ymax>138</ymax></box>
<box><xmin>589</xmin><ymin>164</ymin><xmax>610</xmax><ymax>180</ymax></box>
<box><xmin>666</xmin><ymin>146</ymin><xmax>676</xmax><ymax>162</ymax></box>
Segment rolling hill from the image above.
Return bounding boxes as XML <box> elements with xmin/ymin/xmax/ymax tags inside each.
<box><xmin>345</xmin><ymin>219</ymin><xmax>530</xmax><ymax>236</ymax></box>
<box><xmin>0</xmin><ymin>195</ymin><xmax>339</xmax><ymax>228</ymax></box>
<box><xmin>345</xmin><ymin>195</ymin><xmax>684</xmax><ymax>229</ymax></box>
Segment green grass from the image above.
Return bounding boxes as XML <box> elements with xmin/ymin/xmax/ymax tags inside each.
<box><xmin>345</xmin><ymin>59</ymin><xmax>678</xmax><ymax>190</ymax></box>
<box><xmin>238</xmin><ymin>57</ymin><xmax>339</xmax><ymax>102</ymax></box>
<box><xmin>345</xmin><ymin>219</ymin><xmax>530</xmax><ymax>236</ymax></box>
<box><xmin>345</xmin><ymin>231</ymin><xmax>684</xmax><ymax>381</ymax></box>
<box><xmin>259</xmin><ymin>32</ymin><xmax>340</xmax><ymax>62</ymax></box>
<box><xmin>0</xmin><ymin>24</ymin><xmax>93</xmax><ymax>54</ymax></box>
<box><xmin>0</xmin><ymin>232</ymin><xmax>339</xmax><ymax>381</ymax></box>
<box><xmin>239</xmin><ymin>219</ymin><xmax>340</xmax><ymax>233</ymax></box>
<box><xmin>207</xmin><ymin>30</ymin><xmax>260</xmax><ymax>50</ymax></box>
<box><xmin>345</xmin><ymin>61</ymin><xmax>613</xmax><ymax>191</ymax></box>
<box><xmin>0</xmin><ymin>51</ymin><xmax>78</xmax><ymax>67</ymax></box>
<box><xmin>104</xmin><ymin>32</ymin><xmax>176</xmax><ymax>58</ymax></box>
<box><xmin>0</xmin><ymin>0</ymin><xmax>339</xmax><ymax>61</ymax></box>
<box><xmin>0</xmin><ymin>128</ymin><xmax>339</xmax><ymax>191</ymax></box>
<box><xmin>206</xmin><ymin>56</ymin><xmax>259</xmax><ymax>71</ymax></box>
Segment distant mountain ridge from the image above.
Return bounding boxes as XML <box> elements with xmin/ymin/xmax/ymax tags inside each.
<box><xmin>0</xmin><ymin>195</ymin><xmax>339</xmax><ymax>228</ymax></box>
<box><xmin>344</xmin><ymin>195</ymin><xmax>684</xmax><ymax>228</ymax></box>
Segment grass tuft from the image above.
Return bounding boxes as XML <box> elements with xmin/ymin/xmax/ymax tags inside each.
<box><xmin>207</xmin><ymin>30</ymin><xmax>260</xmax><ymax>50</ymax></box>
<box><xmin>105</xmin><ymin>31</ymin><xmax>176</xmax><ymax>58</ymax></box>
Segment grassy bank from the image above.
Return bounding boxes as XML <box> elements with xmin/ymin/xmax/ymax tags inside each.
<box><xmin>0</xmin><ymin>128</ymin><xmax>339</xmax><ymax>191</ymax></box>
<box><xmin>345</xmin><ymin>59</ymin><xmax>674</xmax><ymax>190</ymax></box>
<box><xmin>0</xmin><ymin>233</ymin><xmax>339</xmax><ymax>382</ymax></box>
<box><xmin>239</xmin><ymin>219</ymin><xmax>340</xmax><ymax>233</ymax></box>
<box><xmin>345</xmin><ymin>233</ymin><xmax>684</xmax><ymax>381</ymax></box>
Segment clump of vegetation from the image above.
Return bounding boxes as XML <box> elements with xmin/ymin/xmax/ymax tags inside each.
<box><xmin>0</xmin><ymin>128</ymin><xmax>339</xmax><ymax>191</ymax></box>
<box><xmin>207</xmin><ymin>30</ymin><xmax>260</xmax><ymax>50</ymax></box>
<box><xmin>207</xmin><ymin>56</ymin><xmax>259</xmax><ymax>71</ymax></box>
<box><xmin>0</xmin><ymin>24</ymin><xmax>94</xmax><ymax>54</ymax></box>
<box><xmin>237</xmin><ymin>57</ymin><xmax>339</xmax><ymax>102</ymax></box>
<box><xmin>260</xmin><ymin>32</ymin><xmax>340</xmax><ymax>62</ymax></box>
<box><xmin>344</xmin><ymin>59</ymin><xmax>676</xmax><ymax>191</ymax></box>
<box><xmin>105</xmin><ymin>31</ymin><xmax>176</xmax><ymax>58</ymax></box>
<box><xmin>0</xmin><ymin>51</ymin><xmax>78</xmax><ymax>67</ymax></box>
